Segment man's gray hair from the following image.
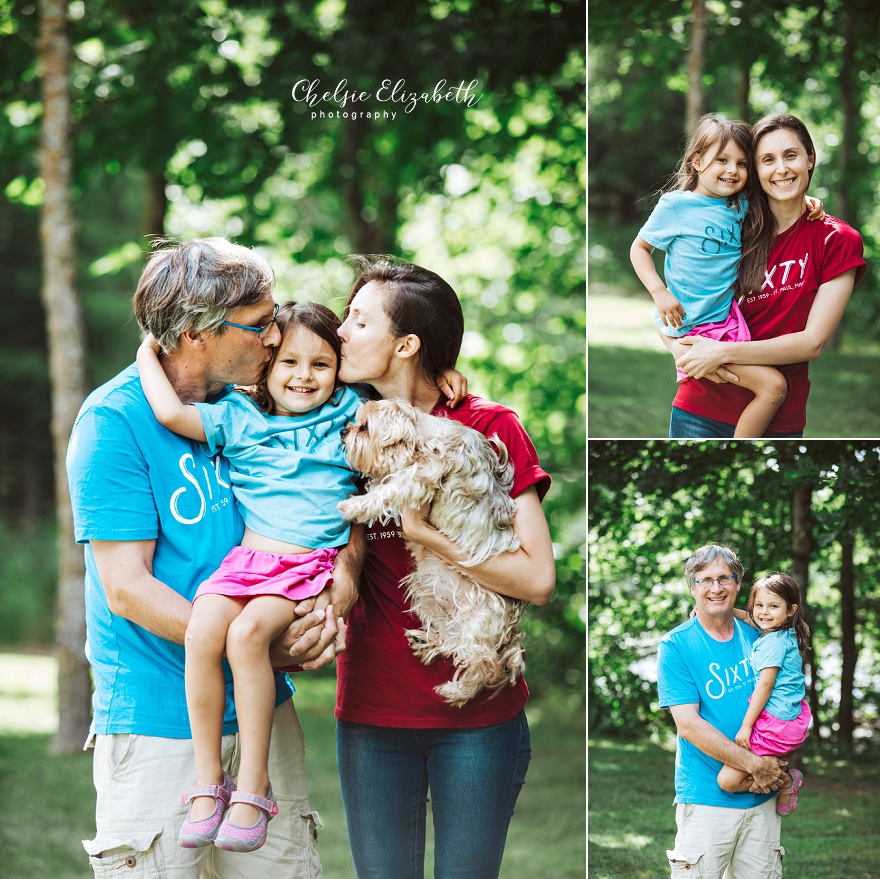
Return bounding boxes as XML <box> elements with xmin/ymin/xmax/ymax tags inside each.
<box><xmin>684</xmin><ymin>544</ymin><xmax>744</xmax><ymax>585</ymax></box>
<box><xmin>134</xmin><ymin>238</ymin><xmax>275</xmax><ymax>351</ymax></box>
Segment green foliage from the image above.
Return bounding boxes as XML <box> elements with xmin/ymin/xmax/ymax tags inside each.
<box><xmin>0</xmin><ymin>1</ymin><xmax>586</xmax><ymax>698</ymax></box>
<box><xmin>0</xmin><ymin>520</ymin><xmax>57</xmax><ymax>645</ymax></box>
<box><xmin>589</xmin><ymin>441</ymin><xmax>880</xmax><ymax>745</ymax></box>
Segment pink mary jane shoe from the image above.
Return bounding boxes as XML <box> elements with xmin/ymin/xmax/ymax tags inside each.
<box><xmin>179</xmin><ymin>771</ymin><xmax>236</xmax><ymax>847</ymax></box>
<box><xmin>214</xmin><ymin>786</ymin><xmax>279</xmax><ymax>852</ymax></box>
<box><xmin>776</xmin><ymin>767</ymin><xmax>803</xmax><ymax>816</ymax></box>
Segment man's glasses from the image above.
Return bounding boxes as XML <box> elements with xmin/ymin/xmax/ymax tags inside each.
<box><xmin>693</xmin><ymin>575</ymin><xmax>736</xmax><ymax>588</ymax></box>
<box><xmin>221</xmin><ymin>302</ymin><xmax>279</xmax><ymax>337</ymax></box>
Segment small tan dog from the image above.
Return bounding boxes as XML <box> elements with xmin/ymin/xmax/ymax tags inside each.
<box><xmin>338</xmin><ymin>399</ymin><xmax>526</xmax><ymax>707</ymax></box>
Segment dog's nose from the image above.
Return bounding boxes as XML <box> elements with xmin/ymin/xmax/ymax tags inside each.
<box><xmin>340</xmin><ymin>426</ymin><xmax>349</xmax><ymax>439</ymax></box>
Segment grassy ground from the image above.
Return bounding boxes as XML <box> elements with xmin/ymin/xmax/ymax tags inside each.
<box><xmin>588</xmin><ymin>289</ymin><xmax>880</xmax><ymax>438</ymax></box>
<box><xmin>0</xmin><ymin>654</ymin><xmax>585</xmax><ymax>879</ymax></box>
<box><xmin>588</xmin><ymin>737</ymin><xmax>880</xmax><ymax>879</ymax></box>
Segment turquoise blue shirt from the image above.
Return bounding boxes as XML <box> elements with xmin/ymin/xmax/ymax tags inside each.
<box><xmin>67</xmin><ymin>364</ymin><xmax>293</xmax><ymax>738</ymax></box>
<box><xmin>658</xmin><ymin>617</ymin><xmax>772</xmax><ymax>808</ymax></box>
<box><xmin>638</xmin><ymin>190</ymin><xmax>748</xmax><ymax>337</ymax></box>
<box><xmin>750</xmin><ymin>629</ymin><xmax>805</xmax><ymax>721</ymax></box>
<box><xmin>194</xmin><ymin>386</ymin><xmax>360</xmax><ymax>548</ymax></box>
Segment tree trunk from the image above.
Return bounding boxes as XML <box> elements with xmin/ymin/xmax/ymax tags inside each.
<box><xmin>836</xmin><ymin>531</ymin><xmax>857</xmax><ymax>744</ymax></box>
<box><xmin>685</xmin><ymin>0</ymin><xmax>707</xmax><ymax>135</ymax></box>
<box><xmin>737</xmin><ymin>65</ymin><xmax>750</xmax><ymax>124</ymax></box>
<box><xmin>39</xmin><ymin>0</ymin><xmax>92</xmax><ymax>753</ymax></box>
<box><xmin>340</xmin><ymin>115</ymin><xmax>397</xmax><ymax>254</ymax></box>
<box><xmin>836</xmin><ymin>8</ymin><xmax>857</xmax><ymax>227</ymax></box>
<box><xmin>791</xmin><ymin>483</ymin><xmax>818</xmax><ymax>740</ymax></box>
<box><xmin>143</xmin><ymin>170</ymin><xmax>168</xmax><ymax>241</ymax></box>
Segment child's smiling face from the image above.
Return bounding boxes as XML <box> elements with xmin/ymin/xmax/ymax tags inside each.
<box><xmin>267</xmin><ymin>325</ymin><xmax>338</xmax><ymax>417</ymax></box>
<box><xmin>693</xmin><ymin>139</ymin><xmax>749</xmax><ymax>200</ymax></box>
<box><xmin>750</xmin><ymin>586</ymin><xmax>795</xmax><ymax>632</ymax></box>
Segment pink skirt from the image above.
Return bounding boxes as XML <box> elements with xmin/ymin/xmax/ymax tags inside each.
<box><xmin>749</xmin><ymin>698</ymin><xmax>812</xmax><ymax>757</ymax></box>
<box><xmin>676</xmin><ymin>298</ymin><xmax>751</xmax><ymax>382</ymax></box>
<box><xmin>194</xmin><ymin>545</ymin><xmax>337</xmax><ymax>604</ymax></box>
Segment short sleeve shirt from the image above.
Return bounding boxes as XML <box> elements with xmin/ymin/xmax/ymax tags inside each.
<box><xmin>67</xmin><ymin>364</ymin><xmax>292</xmax><ymax>738</ymax></box>
<box><xmin>674</xmin><ymin>213</ymin><xmax>866</xmax><ymax>432</ymax></box>
<box><xmin>336</xmin><ymin>394</ymin><xmax>551</xmax><ymax>729</ymax></box>
<box><xmin>658</xmin><ymin>617</ymin><xmax>772</xmax><ymax>808</ymax></box>
<box><xmin>638</xmin><ymin>191</ymin><xmax>747</xmax><ymax>337</ymax></box>
<box><xmin>193</xmin><ymin>386</ymin><xmax>361</xmax><ymax>548</ymax></box>
<box><xmin>750</xmin><ymin>629</ymin><xmax>805</xmax><ymax>721</ymax></box>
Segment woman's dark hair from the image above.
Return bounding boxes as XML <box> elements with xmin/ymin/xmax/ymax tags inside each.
<box><xmin>747</xmin><ymin>572</ymin><xmax>812</xmax><ymax>653</ymax></box>
<box><xmin>736</xmin><ymin>114</ymin><xmax>817</xmax><ymax>297</ymax></box>
<box><xmin>249</xmin><ymin>300</ymin><xmax>343</xmax><ymax>413</ymax></box>
<box><xmin>344</xmin><ymin>257</ymin><xmax>464</xmax><ymax>382</ymax></box>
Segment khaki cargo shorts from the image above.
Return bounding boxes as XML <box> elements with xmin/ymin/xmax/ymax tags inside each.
<box><xmin>83</xmin><ymin>700</ymin><xmax>322</xmax><ymax>878</ymax></box>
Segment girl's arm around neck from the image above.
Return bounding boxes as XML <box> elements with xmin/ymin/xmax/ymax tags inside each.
<box><xmin>137</xmin><ymin>336</ymin><xmax>208</xmax><ymax>442</ymax></box>
<box><xmin>400</xmin><ymin>485</ymin><xmax>555</xmax><ymax>604</ymax></box>
<box><xmin>733</xmin><ymin>608</ymin><xmax>760</xmax><ymax>630</ymax></box>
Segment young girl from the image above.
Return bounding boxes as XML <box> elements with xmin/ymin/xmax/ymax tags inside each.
<box><xmin>630</xmin><ymin>115</ymin><xmax>820</xmax><ymax>438</ymax></box>
<box><xmin>137</xmin><ymin>301</ymin><xmax>361</xmax><ymax>853</ymax></box>
<box><xmin>718</xmin><ymin>573</ymin><xmax>813</xmax><ymax>816</ymax></box>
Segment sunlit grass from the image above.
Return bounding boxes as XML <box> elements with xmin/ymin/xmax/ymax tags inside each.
<box><xmin>588</xmin><ymin>736</ymin><xmax>880</xmax><ymax>878</ymax></box>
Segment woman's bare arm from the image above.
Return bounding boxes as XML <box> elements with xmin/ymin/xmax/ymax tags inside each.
<box><xmin>400</xmin><ymin>486</ymin><xmax>556</xmax><ymax>605</ymax></box>
<box><xmin>675</xmin><ymin>269</ymin><xmax>856</xmax><ymax>380</ymax></box>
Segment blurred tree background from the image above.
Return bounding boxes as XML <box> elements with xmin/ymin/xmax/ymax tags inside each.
<box><xmin>589</xmin><ymin>440</ymin><xmax>880</xmax><ymax>753</ymax></box>
<box><xmin>588</xmin><ymin>0</ymin><xmax>880</xmax><ymax>437</ymax></box>
<box><xmin>0</xmin><ymin>0</ymin><xmax>586</xmax><ymax>708</ymax></box>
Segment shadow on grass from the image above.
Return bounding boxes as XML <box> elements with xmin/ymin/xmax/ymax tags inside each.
<box><xmin>588</xmin><ymin>736</ymin><xmax>880</xmax><ymax>879</ymax></box>
<box><xmin>588</xmin><ymin>344</ymin><xmax>880</xmax><ymax>439</ymax></box>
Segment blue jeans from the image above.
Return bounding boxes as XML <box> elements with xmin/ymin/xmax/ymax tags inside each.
<box><xmin>669</xmin><ymin>407</ymin><xmax>804</xmax><ymax>439</ymax></box>
<box><xmin>336</xmin><ymin>711</ymin><xmax>531</xmax><ymax>879</ymax></box>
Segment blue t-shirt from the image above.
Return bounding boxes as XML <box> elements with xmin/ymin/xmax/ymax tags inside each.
<box><xmin>750</xmin><ymin>628</ymin><xmax>805</xmax><ymax>721</ymax></box>
<box><xmin>66</xmin><ymin>364</ymin><xmax>293</xmax><ymax>738</ymax></box>
<box><xmin>638</xmin><ymin>190</ymin><xmax>748</xmax><ymax>337</ymax></box>
<box><xmin>657</xmin><ymin>616</ymin><xmax>773</xmax><ymax>808</ymax></box>
<box><xmin>193</xmin><ymin>386</ymin><xmax>360</xmax><ymax>548</ymax></box>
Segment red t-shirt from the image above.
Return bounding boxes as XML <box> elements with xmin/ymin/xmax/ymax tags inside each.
<box><xmin>335</xmin><ymin>394</ymin><xmax>551</xmax><ymax>728</ymax></box>
<box><xmin>673</xmin><ymin>213</ymin><xmax>866</xmax><ymax>433</ymax></box>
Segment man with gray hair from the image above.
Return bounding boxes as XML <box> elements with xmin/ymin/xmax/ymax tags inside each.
<box><xmin>658</xmin><ymin>543</ymin><xmax>794</xmax><ymax>877</ymax></box>
<box><xmin>67</xmin><ymin>238</ymin><xmax>359</xmax><ymax>878</ymax></box>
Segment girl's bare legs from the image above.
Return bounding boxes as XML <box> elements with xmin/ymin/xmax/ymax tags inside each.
<box><xmin>225</xmin><ymin>594</ymin><xmax>300</xmax><ymax>827</ymax></box>
<box><xmin>730</xmin><ymin>364</ymin><xmax>788</xmax><ymax>438</ymax></box>
<box><xmin>185</xmin><ymin>594</ymin><xmax>246</xmax><ymax>821</ymax></box>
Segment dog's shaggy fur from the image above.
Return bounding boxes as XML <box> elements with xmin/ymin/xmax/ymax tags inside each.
<box><xmin>337</xmin><ymin>399</ymin><xmax>526</xmax><ymax>707</ymax></box>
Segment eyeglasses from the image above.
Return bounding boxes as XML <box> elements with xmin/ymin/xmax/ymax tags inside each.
<box><xmin>221</xmin><ymin>302</ymin><xmax>279</xmax><ymax>337</ymax></box>
<box><xmin>693</xmin><ymin>575</ymin><xmax>736</xmax><ymax>588</ymax></box>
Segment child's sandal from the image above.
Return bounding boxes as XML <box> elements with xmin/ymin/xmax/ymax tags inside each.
<box><xmin>776</xmin><ymin>767</ymin><xmax>803</xmax><ymax>816</ymax></box>
<box><xmin>178</xmin><ymin>771</ymin><xmax>236</xmax><ymax>847</ymax></box>
<box><xmin>214</xmin><ymin>786</ymin><xmax>279</xmax><ymax>852</ymax></box>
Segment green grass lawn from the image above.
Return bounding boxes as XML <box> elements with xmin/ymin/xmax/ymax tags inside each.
<box><xmin>588</xmin><ymin>291</ymin><xmax>880</xmax><ymax>438</ymax></box>
<box><xmin>0</xmin><ymin>655</ymin><xmax>585</xmax><ymax>879</ymax></box>
<box><xmin>588</xmin><ymin>737</ymin><xmax>880</xmax><ymax>879</ymax></box>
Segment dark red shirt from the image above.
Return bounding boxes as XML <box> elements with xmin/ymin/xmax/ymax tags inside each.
<box><xmin>674</xmin><ymin>213</ymin><xmax>866</xmax><ymax>433</ymax></box>
<box><xmin>335</xmin><ymin>394</ymin><xmax>551</xmax><ymax>728</ymax></box>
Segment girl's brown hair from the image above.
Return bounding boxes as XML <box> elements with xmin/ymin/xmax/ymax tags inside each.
<box><xmin>665</xmin><ymin>114</ymin><xmax>752</xmax><ymax>207</ymax></box>
<box><xmin>736</xmin><ymin>114</ymin><xmax>817</xmax><ymax>297</ymax></box>
<box><xmin>747</xmin><ymin>572</ymin><xmax>812</xmax><ymax>653</ymax></box>
<box><xmin>248</xmin><ymin>300</ymin><xmax>343</xmax><ymax>414</ymax></box>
